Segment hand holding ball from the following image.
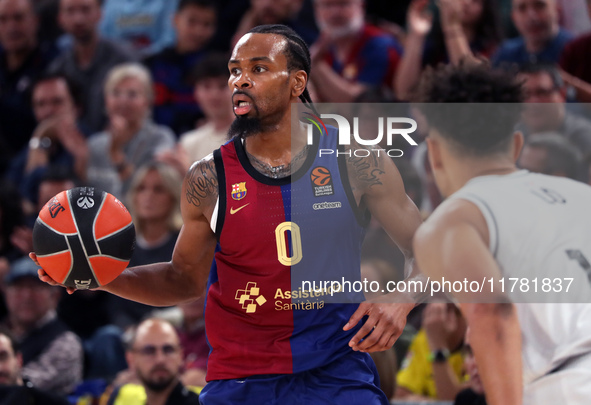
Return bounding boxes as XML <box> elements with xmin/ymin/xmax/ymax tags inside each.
<box><xmin>33</xmin><ymin>187</ymin><xmax>135</xmax><ymax>289</ymax></box>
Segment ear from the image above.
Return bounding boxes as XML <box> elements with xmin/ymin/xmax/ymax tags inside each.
<box><xmin>512</xmin><ymin>131</ymin><xmax>524</xmax><ymax>163</ymax></box>
<box><xmin>291</xmin><ymin>70</ymin><xmax>307</xmax><ymax>98</ymax></box>
<box><xmin>125</xmin><ymin>351</ymin><xmax>134</xmax><ymax>369</ymax></box>
<box><xmin>425</xmin><ymin>135</ymin><xmax>443</xmax><ymax>172</ymax></box>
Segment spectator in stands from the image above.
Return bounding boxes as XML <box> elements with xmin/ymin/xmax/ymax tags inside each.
<box><xmin>518</xmin><ymin>132</ymin><xmax>584</xmax><ymax>180</ymax></box>
<box><xmin>0</xmin><ymin>0</ymin><xmax>56</xmax><ymax>169</ymax></box>
<box><xmin>309</xmin><ymin>0</ymin><xmax>402</xmax><ymax>102</ymax></box>
<box><xmin>0</xmin><ymin>327</ymin><xmax>69</xmax><ymax>404</ymax></box>
<box><xmin>50</xmin><ymin>0</ymin><xmax>137</xmax><ymax>134</ymax></box>
<box><xmin>518</xmin><ymin>63</ymin><xmax>591</xmax><ymax>153</ymax></box>
<box><xmin>2</xmin><ymin>257</ymin><xmax>83</xmax><ymax>395</ymax></box>
<box><xmin>108</xmin><ymin>318</ymin><xmax>200</xmax><ymax>404</ymax></box>
<box><xmin>108</xmin><ymin>162</ymin><xmax>183</xmax><ymax>329</ymax></box>
<box><xmin>33</xmin><ymin>0</ymin><xmax>62</xmax><ymax>47</ymax></box>
<box><xmin>491</xmin><ymin>0</ymin><xmax>572</xmax><ymax>66</ymax></box>
<box><xmin>177</xmin><ymin>297</ymin><xmax>208</xmax><ymax>388</ymax></box>
<box><xmin>86</xmin><ymin>63</ymin><xmax>175</xmax><ymax>200</ymax></box>
<box><xmin>396</xmin><ymin>303</ymin><xmax>467</xmax><ymax>401</ymax></box>
<box><xmin>3</xmin><ymin>168</ymin><xmax>78</xmax><ymax>282</ymax></box>
<box><xmin>232</xmin><ymin>0</ymin><xmax>318</xmax><ymax>47</ymax></box>
<box><xmin>0</xmin><ymin>181</ymin><xmax>26</xmax><ymax>272</ymax></box>
<box><xmin>99</xmin><ymin>0</ymin><xmax>179</xmax><ymax>56</ymax></box>
<box><xmin>556</xmin><ymin>0</ymin><xmax>591</xmax><ymax>36</ymax></box>
<box><xmin>396</xmin><ymin>0</ymin><xmax>502</xmax><ymax>100</ymax></box>
<box><xmin>144</xmin><ymin>0</ymin><xmax>216</xmax><ymax>136</ymax></box>
<box><xmin>6</xmin><ymin>73</ymin><xmax>88</xmax><ymax>207</ymax></box>
<box><xmin>179</xmin><ymin>53</ymin><xmax>233</xmax><ymax>165</ymax></box>
<box><xmin>559</xmin><ymin>0</ymin><xmax>591</xmax><ymax>104</ymax></box>
<box><xmin>454</xmin><ymin>331</ymin><xmax>486</xmax><ymax>405</ymax></box>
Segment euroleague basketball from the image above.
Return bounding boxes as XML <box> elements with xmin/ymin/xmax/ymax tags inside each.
<box><xmin>32</xmin><ymin>187</ymin><xmax>135</xmax><ymax>289</ymax></box>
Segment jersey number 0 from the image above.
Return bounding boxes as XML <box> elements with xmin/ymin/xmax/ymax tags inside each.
<box><xmin>275</xmin><ymin>222</ymin><xmax>303</xmax><ymax>266</ymax></box>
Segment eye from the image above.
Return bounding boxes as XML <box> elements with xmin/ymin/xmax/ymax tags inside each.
<box><xmin>230</xmin><ymin>67</ymin><xmax>240</xmax><ymax>76</ymax></box>
<box><xmin>253</xmin><ymin>65</ymin><xmax>267</xmax><ymax>73</ymax></box>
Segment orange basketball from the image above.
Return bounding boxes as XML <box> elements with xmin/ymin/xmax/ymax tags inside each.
<box><xmin>33</xmin><ymin>187</ymin><xmax>135</xmax><ymax>289</ymax></box>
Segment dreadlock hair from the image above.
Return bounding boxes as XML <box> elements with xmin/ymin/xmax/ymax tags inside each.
<box><xmin>247</xmin><ymin>24</ymin><xmax>318</xmax><ymax>115</ymax></box>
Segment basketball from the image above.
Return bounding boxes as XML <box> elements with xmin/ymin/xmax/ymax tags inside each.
<box><xmin>32</xmin><ymin>187</ymin><xmax>135</xmax><ymax>289</ymax></box>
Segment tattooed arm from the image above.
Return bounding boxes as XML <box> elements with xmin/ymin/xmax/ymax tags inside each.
<box><xmin>345</xmin><ymin>143</ymin><xmax>422</xmax><ymax>261</ymax></box>
<box><xmin>36</xmin><ymin>156</ymin><xmax>219</xmax><ymax>306</ymax></box>
<box><xmin>343</xmin><ymin>143</ymin><xmax>424</xmax><ymax>352</ymax></box>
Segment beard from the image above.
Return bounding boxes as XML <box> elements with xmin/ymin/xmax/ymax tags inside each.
<box><xmin>138</xmin><ymin>368</ymin><xmax>176</xmax><ymax>392</ymax></box>
<box><xmin>228</xmin><ymin>115</ymin><xmax>263</xmax><ymax>140</ymax></box>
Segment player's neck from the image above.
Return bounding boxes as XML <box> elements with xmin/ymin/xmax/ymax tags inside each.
<box><xmin>244</xmin><ymin>124</ymin><xmax>308</xmax><ymax>178</ymax></box>
<box><xmin>450</xmin><ymin>162</ymin><xmax>518</xmax><ymax>194</ymax></box>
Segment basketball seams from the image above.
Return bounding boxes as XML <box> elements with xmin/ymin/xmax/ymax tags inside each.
<box><xmin>36</xmin><ymin>250</ymin><xmax>70</xmax><ymax>258</ymax></box>
<box><xmin>93</xmin><ymin>254</ymin><xmax>129</xmax><ymax>262</ymax></box>
<box><xmin>92</xmin><ymin>196</ymin><xmax>108</xmax><ymax>255</ymax></box>
<box><xmin>59</xmin><ymin>236</ymin><xmax>75</xmax><ymax>283</ymax></box>
<box><xmin>67</xmin><ymin>189</ymin><xmax>101</xmax><ymax>286</ymax></box>
<box><xmin>95</xmin><ymin>221</ymin><xmax>134</xmax><ymax>242</ymax></box>
<box><xmin>36</xmin><ymin>217</ymin><xmax>78</xmax><ymax>236</ymax></box>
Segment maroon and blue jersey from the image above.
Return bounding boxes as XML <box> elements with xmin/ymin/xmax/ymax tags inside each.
<box><xmin>205</xmin><ymin>127</ymin><xmax>369</xmax><ymax>381</ymax></box>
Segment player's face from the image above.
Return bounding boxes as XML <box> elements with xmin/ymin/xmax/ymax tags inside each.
<box><xmin>32</xmin><ymin>78</ymin><xmax>77</xmax><ymax>122</ymax></box>
<box><xmin>314</xmin><ymin>0</ymin><xmax>364</xmax><ymax>39</ymax></box>
<box><xmin>0</xmin><ymin>0</ymin><xmax>37</xmax><ymax>53</ymax></box>
<box><xmin>58</xmin><ymin>0</ymin><xmax>101</xmax><ymax>43</ymax></box>
<box><xmin>129</xmin><ymin>325</ymin><xmax>183</xmax><ymax>393</ymax></box>
<box><xmin>106</xmin><ymin>77</ymin><xmax>151</xmax><ymax>126</ymax></box>
<box><xmin>174</xmin><ymin>5</ymin><xmax>215</xmax><ymax>53</ymax></box>
<box><xmin>228</xmin><ymin>33</ymin><xmax>293</xmax><ymax>123</ymax></box>
<box><xmin>5</xmin><ymin>278</ymin><xmax>58</xmax><ymax>329</ymax></box>
<box><xmin>0</xmin><ymin>335</ymin><xmax>20</xmax><ymax>386</ymax></box>
<box><xmin>133</xmin><ymin>169</ymin><xmax>175</xmax><ymax>223</ymax></box>
<box><xmin>194</xmin><ymin>76</ymin><xmax>232</xmax><ymax>120</ymax></box>
<box><xmin>512</xmin><ymin>0</ymin><xmax>557</xmax><ymax>43</ymax></box>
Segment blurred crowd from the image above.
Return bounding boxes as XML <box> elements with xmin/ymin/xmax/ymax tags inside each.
<box><xmin>0</xmin><ymin>0</ymin><xmax>591</xmax><ymax>403</ymax></box>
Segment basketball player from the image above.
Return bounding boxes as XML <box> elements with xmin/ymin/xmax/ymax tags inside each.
<box><xmin>33</xmin><ymin>25</ymin><xmax>423</xmax><ymax>403</ymax></box>
<box><xmin>413</xmin><ymin>64</ymin><xmax>591</xmax><ymax>405</ymax></box>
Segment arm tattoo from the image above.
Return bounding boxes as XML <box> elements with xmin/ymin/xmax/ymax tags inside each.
<box><xmin>186</xmin><ymin>159</ymin><xmax>218</xmax><ymax>207</ymax></box>
<box><xmin>346</xmin><ymin>146</ymin><xmax>385</xmax><ymax>190</ymax></box>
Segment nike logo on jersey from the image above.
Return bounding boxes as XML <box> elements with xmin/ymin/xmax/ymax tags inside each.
<box><xmin>230</xmin><ymin>203</ymin><xmax>250</xmax><ymax>215</ymax></box>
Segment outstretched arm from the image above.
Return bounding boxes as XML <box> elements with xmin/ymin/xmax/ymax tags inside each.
<box><xmin>34</xmin><ymin>158</ymin><xmax>219</xmax><ymax>306</ymax></box>
<box><xmin>343</xmin><ymin>144</ymin><xmax>424</xmax><ymax>352</ymax></box>
<box><xmin>413</xmin><ymin>199</ymin><xmax>522</xmax><ymax>405</ymax></box>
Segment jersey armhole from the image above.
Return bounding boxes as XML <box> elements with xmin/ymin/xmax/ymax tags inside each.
<box><xmin>336</xmin><ymin>143</ymin><xmax>371</xmax><ymax>228</ymax></box>
<box><xmin>458</xmin><ymin>194</ymin><xmax>499</xmax><ymax>259</ymax></box>
<box><xmin>213</xmin><ymin>148</ymin><xmax>226</xmax><ymax>241</ymax></box>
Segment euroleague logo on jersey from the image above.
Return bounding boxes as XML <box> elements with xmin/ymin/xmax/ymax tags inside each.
<box><xmin>310</xmin><ymin>167</ymin><xmax>334</xmax><ymax>197</ymax></box>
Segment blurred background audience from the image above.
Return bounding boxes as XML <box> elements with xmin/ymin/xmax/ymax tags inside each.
<box><xmin>0</xmin><ymin>0</ymin><xmax>589</xmax><ymax>401</ymax></box>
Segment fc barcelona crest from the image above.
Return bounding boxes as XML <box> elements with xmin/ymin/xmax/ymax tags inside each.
<box><xmin>231</xmin><ymin>182</ymin><xmax>247</xmax><ymax>200</ymax></box>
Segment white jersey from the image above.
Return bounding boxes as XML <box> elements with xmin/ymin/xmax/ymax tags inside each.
<box><xmin>448</xmin><ymin>170</ymin><xmax>591</xmax><ymax>399</ymax></box>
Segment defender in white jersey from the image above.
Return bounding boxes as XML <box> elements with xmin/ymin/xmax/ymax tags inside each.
<box><xmin>413</xmin><ymin>64</ymin><xmax>591</xmax><ymax>405</ymax></box>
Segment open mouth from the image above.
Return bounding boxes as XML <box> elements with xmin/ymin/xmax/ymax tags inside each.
<box><xmin>233</xmin><ymin>94</ymin><xmax>253</xmax><ymax>116</ymax></box>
